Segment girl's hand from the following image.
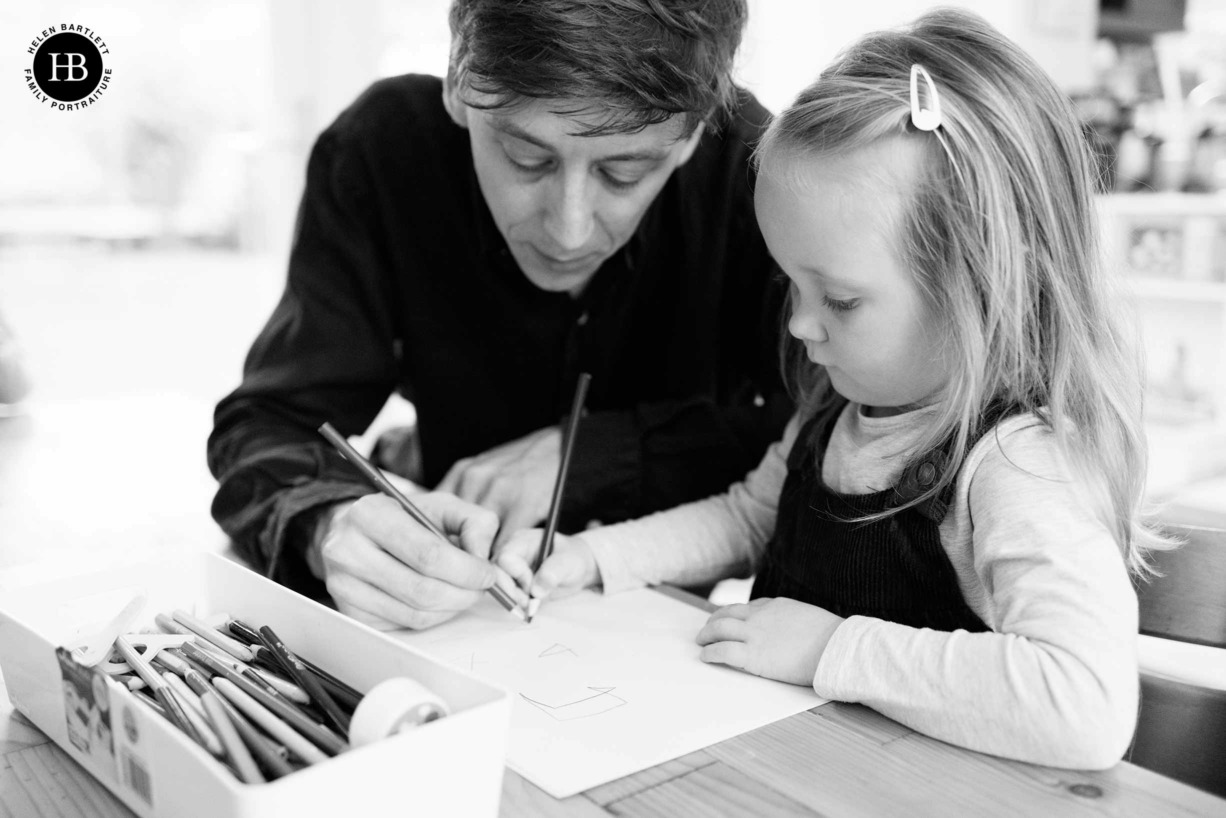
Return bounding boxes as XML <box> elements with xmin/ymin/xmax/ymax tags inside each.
<box><xmin>695</xmin><ymin>597</ymin><xmax>845</xmax><ymax>686</ymax></box>
<box><xmin>496</xmin><ymin>530</ymin><xmax>601</xmax><ymax>602</ymax></box>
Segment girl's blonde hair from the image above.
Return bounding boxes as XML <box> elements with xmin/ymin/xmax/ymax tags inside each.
<box><xmin>757</xmin><ymin>8</ymin><xmax>1168</xmax><ymax>573</ymax></box>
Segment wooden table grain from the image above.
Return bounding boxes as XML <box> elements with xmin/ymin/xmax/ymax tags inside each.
<box><xmin>2</xmin><ymin>401</ymin><xmax>1224</xmax><ymax>817</ymax></box>
<box><xmin>4</xmin><ymin>667</ymin><xmax>1224</xmax><ymax>818</ymax></box>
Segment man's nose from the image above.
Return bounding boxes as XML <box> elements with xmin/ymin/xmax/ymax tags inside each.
<box><xmin>542</xmin><ymin>172</ymin><xmax>596</xmax><ymax>253</ymax></box>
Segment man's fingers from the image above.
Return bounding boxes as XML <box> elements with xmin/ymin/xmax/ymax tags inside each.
<box><xmin>327</xmin><ymin>573</ymin><xmax>463</xmax><ymax>631</ymax></box>
<box><xmin>436</xmin><ymin>458</ymin><xmax>472</xmax><ymax>496</ymax></box>
<box><xmin>380</xmin><ymin>469</ymin><xmax>423</xmax><ymax>497</ymax></box>
<box><xmin>699</xmin><ymin>641</ymin><xmax>750</xmax><ymax>671</ymax></box>
<box><xmin>493</xmin><ymin>502</ymin><xmax>546</xmax><ymax>552</ymax></box>
<box><xmin>412</xmin><ymin>493</ymin><xmax>501</xmax><ymax>560</ymax></box>
<box><xmin>323</xmin><ymin>532</ymin><xmax>485</xmax><ymax>612</ymax></box>
<box><xmin>348</xmin><ymin>496</ymin><xmax>497</xmax><ymax>591</ymax></box>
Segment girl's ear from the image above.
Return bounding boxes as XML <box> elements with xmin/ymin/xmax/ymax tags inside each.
<box><xmin>442</xmin><ymin>70</ymin><xmax>468</xmax><ymax>129</ymax></box>
<box><xmin>676</xmin><ymin>122</ymin><xmax>706</xmax><ymax>166</ymax></box>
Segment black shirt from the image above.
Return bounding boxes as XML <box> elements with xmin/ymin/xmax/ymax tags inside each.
<box><xmin>207</xmin><ymin>74</ymin><xmax>791</xmax><ymax>593</ymax></box>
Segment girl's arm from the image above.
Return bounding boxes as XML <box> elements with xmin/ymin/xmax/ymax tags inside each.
<box><xmin>574</xmin><ymin>415</ymin><xmax>801</xmax><ymax>594</ymax></box>
<box><xmin>811</xmin><ymin>422</ymin><xmax>1139</xmax><ymax>770</ymax></box>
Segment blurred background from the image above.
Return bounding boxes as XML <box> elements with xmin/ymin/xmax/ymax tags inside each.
<box><xmin>2</xmin><ymin>0</ymin><xmax>1226</xmax><ymax>578</ymax></box>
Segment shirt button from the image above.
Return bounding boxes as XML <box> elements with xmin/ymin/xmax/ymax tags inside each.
<box><xmin>577</xmin><ymin>312</ymin><xmax>589</xmax><ymax>326</ymax></box>
<box><xmin>917</xmin><ymin>461</ymin><xmax>937</xmax><ymax>486</ymax></box>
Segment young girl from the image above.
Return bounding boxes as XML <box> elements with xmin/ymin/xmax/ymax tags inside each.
<box><xmin>500</xmin><ymin>9</ymin><xmax>1164</xmax><ymax>769</ymax></box>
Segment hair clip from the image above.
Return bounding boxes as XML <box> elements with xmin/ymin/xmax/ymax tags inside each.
<box><xmin>909</xmin><ymin>64</ymin><xmax>942</xmax><ymax>131</ymax></box>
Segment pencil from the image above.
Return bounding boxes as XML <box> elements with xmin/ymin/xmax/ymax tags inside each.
<box><xmin>177</xmin><ymin>662</ymin><xmax>294</xmax><ymax>778</ymax></box>
<box><xmin>114</xmin><ymin>636</ymin><xmax>208</xmax><ymax>750</ymax></box>
<box><xmin>171</xmin><ymin>609</ymin><xmax>254</xmax><ymax>663</ymax></box>
<box><xmin>228</xmin><ymin>619</ymin><xmax>363</xmax><ymax>710</ymax></box>
<box><xmin>257</xmin><ymin>624</ymin><xmax>351</xmax><ymax>737</ymax></box>
<box><xmin>318</xmin><ymin>422</ymin><xmax>525</xmax><ymax>619</ymax></box>
<box><xmin>527</xmin><ymin>372</ymin><xmax>592</xmax><ymax>623</ymax></box>
<box><xmin>182</xmin><ymin>642</ymin><xmax>348</xmax><ymax>756</ymax></box>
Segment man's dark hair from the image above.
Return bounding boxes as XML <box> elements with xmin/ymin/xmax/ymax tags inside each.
<box><xmin>448</xmin><ymin>0</ymin><xmax>748</xmax><ymax>136</ymax></box>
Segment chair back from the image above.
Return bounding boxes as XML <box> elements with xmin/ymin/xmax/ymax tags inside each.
<box><xmin>1129</xmin><ymin>523</ymin><xmax>1226</xmax><ymax>797</ymax></box>
<box><xmin>1137</xmin><ymin>524</ymin><xmax>1226</xmax><ymax>648</ymax></box>
<box><xmin>1130</xmin><ymin>675</ymin><xmax>1226</xmax><ymax>797</ymax></box>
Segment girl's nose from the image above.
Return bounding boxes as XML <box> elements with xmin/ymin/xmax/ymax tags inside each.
<box><xmin>788</xmin><ymin>308</ymin><xmax>827</xmax><ymax>343</ymax></box>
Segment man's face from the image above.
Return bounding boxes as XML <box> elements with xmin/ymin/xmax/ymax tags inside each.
<box><xmin>460</xmin><ymin>95</ymin><xmax>702</xmax><ymax>294</ymax></box>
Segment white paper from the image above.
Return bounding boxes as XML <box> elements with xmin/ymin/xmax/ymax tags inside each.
<box><xmin>395</xmin><ymin>589</ymin><xmax>825</xmax><ymax>798</ymax></box>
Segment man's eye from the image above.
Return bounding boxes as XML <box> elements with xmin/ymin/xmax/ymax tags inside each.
<box><xmin>601</xmin><ymin>170</ymin><xmax>641</xmax><ymax>191</ymax></box>
<box><xmin>508</xmin><ymin>155</ymin><xmax>552</xmax><ymax>174</ymax></box>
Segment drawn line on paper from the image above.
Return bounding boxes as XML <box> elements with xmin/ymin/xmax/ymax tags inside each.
<box><xmin>444</xmin><ymin>652</ymin><xmax>485</xmax><ymax>673</ymax></box>
<box><xmin>520</xmin><ymin>687</ymin><xmax>627</xmax><ymax>721</ymax></box>
<box><xmin>538</xmin><ymin>643</ymin><xmax>577</xmax><ymax>659</ymax></box>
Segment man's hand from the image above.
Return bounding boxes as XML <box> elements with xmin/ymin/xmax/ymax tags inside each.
<box><xmin>695</xmin><ymin>597</ymin><xmax>845</xmax><ymax>686</ymax></box>
<box><xmin>496</xmin><ymin>530</ymin><xmax>600</xmax><ymax>601</ymax></box>
<box><xmin>313</xmin><ymin>492</ymin><xmax>526</xmax><ymax>631</ymax></box>
<box><xmin>437</xmin><ymin>425</ymin><xmax>562</xmax><ymax>547</ymax></box>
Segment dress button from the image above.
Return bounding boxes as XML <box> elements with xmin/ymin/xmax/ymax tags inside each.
<box><xmin>917</xmin><ymin>461</ymin><xmax>937</xmax><ymax>486</ymax></box>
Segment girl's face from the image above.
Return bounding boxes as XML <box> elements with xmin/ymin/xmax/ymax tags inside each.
<box><xmin>755</xmin><ymin>138</ymin><xmax>952</xmax><ymax>416</ymax></box>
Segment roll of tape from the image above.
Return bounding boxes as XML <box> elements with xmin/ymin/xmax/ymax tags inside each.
<box><xmin>349</xmin><ymin>677</ymin><xmax>450</xmax><ymax>747</ymax></box>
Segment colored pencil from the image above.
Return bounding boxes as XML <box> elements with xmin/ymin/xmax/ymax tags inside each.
<box><xmin>527</xmin><ymin>372</ymin><xmax>591</xmax><ymax>623</ymax></box>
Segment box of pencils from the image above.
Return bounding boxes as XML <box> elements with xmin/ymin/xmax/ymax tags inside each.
<box><xmin>0</xmin><ymin>552</ymin><xmax>511</xmax><ymax>817</ymax></box>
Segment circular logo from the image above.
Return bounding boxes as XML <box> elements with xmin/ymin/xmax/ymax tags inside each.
<box><xmin>23</xmin><ymin>24</ymin><xmax>113</xmax><ymax>110</ymax></box>
<box><xmin>33</xmin><ymin>33</ymin><xmax>102</xmax><ymax>101</ymax></box>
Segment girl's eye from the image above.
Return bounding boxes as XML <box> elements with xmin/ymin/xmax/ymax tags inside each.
<box><xmin>822</xmin><ymin>294</ymin><xmax>859</xmax><ymax>313</ymax></box>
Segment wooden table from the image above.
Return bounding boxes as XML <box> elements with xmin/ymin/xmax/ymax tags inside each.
<box><xmin>2</xmin><ymin>400</ymin><xmax>1225</xmax><ymax>817</ymax></box>
<box><xmin>3</xmin><ymin>642</ymin><xmax>1224</xmax><ymax>818</ymax></box>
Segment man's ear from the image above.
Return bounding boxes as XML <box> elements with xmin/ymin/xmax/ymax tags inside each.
<box><xmin>442</xmin><ymin>69</ymin><xmax>468</xmax><ymax>129</ymax></box>
<box><xmin>676</xmin><ymin>122</ymin><xmax>705</xmax><ymax>166</ymax></box>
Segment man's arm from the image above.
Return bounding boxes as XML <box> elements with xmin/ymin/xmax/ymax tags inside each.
<box><xmin>208</xmin><ymin>125</ymin><xmax>400</xmax><ymax>592</ymax></box>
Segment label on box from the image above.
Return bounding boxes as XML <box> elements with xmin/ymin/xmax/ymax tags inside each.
<box><xmin>55</xmin><ymin>647</ymin><xmax>155</xmax><ymax>810</ymax></box>
<box><xmin>115</xmin><ymin>697</ymin><xmax>156</xmax><ymax>808</ymax></box>
<box><xmin>55</xmin><ymin>647</ymin><xmax>118</xmax><ymax>779</ymax></box>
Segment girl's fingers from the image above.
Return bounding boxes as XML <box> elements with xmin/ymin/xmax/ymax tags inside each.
<box><xmin>696</xmin><ymin>615</ymin><xmax>749</xmax><ymax>646</ymax></box>
<box><xmin>708</xmin><ymin>603</ymin><xmax>756</xmax><ymax>622</ymax></box>
<box><xmin>495</xmin><ymin>529</ymin><xmax>544</xmax><ymax>592</ymax></box>
<box><xmin>532</xmin><ymin>549</ymin><xmax>584</xmax><ymax>597</ymax></box>
<box><xmin>699</xmin><ymin>641</ymin><xmax>749</xmax><ymax>671</ymax></box>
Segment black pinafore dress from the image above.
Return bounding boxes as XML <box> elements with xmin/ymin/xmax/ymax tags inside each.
<box><xmin>752</xmin><ymin>399</ymin><xmax>996</xmax><ymax>633</ymax></box>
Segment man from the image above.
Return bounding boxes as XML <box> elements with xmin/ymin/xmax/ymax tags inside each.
<box><xmin>208</xmin><ymin>0</ymin><xmax>789</xmax><ymax>630</ymax></box>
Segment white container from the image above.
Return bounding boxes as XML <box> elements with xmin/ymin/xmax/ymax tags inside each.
<box><xmin>0</xmin><ymin>552</ymin><xmax>510</xmax><ymax>817</ymax></box>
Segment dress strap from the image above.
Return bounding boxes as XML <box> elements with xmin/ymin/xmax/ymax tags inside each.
<box><xmin>890</xmin><ymin>400</ymin><xmax>1025</xmax><ymax>523</ymax></box>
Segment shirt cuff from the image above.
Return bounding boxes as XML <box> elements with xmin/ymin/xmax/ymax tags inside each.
<box><xmin>267</xmin><ymin>481</ymin><xmax>374</xmax><ymax>590</ymax></box>
<box><xmin>811</xmin><ymin>615</ymin><xmax>869</xmax><ymax>698</ymax></box>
